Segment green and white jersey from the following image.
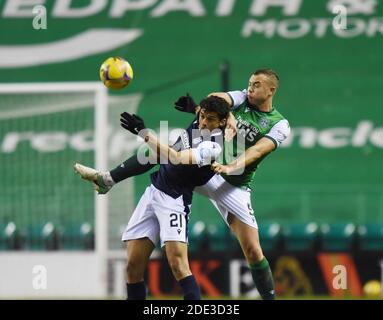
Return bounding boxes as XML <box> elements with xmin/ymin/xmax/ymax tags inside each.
<box><xmin>222</xmin><ymin>89</ymin><xmax>290</xmax><ymax>189</ymax></box>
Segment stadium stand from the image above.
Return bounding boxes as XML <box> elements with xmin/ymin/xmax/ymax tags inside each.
<box><xmin>59</xmin><ymin>222</ymin><xmax>94</xmax><ymax>250</ymax></box>
<box><xmin>282</xmin><ymin>222</ymin><xmax>319</xmax><ymax>252</ymax></box>
<box><xmin>206</xmin><ymin>223</ymin><xmax>230</xmax><ymax>252</ymax></box>
<box><xmin>357</xmin><ymin>224</ymin><xmax>383</xmax><ymax>251</ymax></box>
<box><xmin>1</xmin><ymin>221</ymin><xmax>376</xmax><ymax>253</ymax></box>
<box><xmin>188</xmin><ymin>220</ymin><xmax>208</xmax><ymax>253</ymax></box>
<box><xmin>21</xmin><ymin>222</ymin><xmax>59</xmax><ymax>250</ymax></box>
<box><xmin>0</xmin><ymin>222</ymin><xmax>19</xmax><ymax>250</ymax></box>
<box><xmin>259</xmin><ymin>222</ymin><xmax>282</xmax><ymax>252</ymax></box>
<box><xmin>319</xmin><ymin>223</ymin><xmax>357</xmax><ymax>252</ymax></box>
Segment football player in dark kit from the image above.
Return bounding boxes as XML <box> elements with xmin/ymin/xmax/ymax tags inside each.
<box><xmin>119</xmin><ymin>95</ymin><xmax>229</xmax><ymax>300</ymax></box>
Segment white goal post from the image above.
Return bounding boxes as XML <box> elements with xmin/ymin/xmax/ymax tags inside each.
<box><xmin>0</xmin><ymin>82</ymin><xmax>141</xmax><ymax>298</ymax></box>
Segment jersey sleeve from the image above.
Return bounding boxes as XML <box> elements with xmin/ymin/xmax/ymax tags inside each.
<box><xmin>191</xmin><ymin>141</ymin><xmax>222</xmax><ymax>167</ymax></box>
<box><xmin>264</xmin><ymin>119</ymin><xmax>291</xmax><ymax>148</ymax></box>
<box><xmin>227</xmin><ymin>89</ymin><xmax>247</xmax><ymax>109</ymax></box>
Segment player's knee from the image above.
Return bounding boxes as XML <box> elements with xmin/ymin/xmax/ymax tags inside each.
<box><xmin>243</xmin><ymin>243</ymin><xmax>263</xmax><ymax>263</ymax></box>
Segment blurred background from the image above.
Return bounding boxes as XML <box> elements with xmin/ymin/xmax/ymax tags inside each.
<box><xmin>0</xmin><ymin>0</ymin><xmax>382</xmax><ymax>299</ymax></box>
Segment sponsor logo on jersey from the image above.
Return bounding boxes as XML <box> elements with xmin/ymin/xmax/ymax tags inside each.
<box><xmin>236</xmin><ymin>116</ymin><xmax>260</xmax><ymax>143</ymax></box>
<box><xmin>258</xmin><ymin>117</ymin><xmax>270</xmax><ymax>129</ymax></box>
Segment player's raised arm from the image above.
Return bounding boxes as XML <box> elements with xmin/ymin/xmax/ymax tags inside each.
<box><xmin>119</xmin><ymin>112</ymin><xmax>221</xmax><ymax>166</ymax></box>
<box><xmin>207</xmin><ymin>92</ymin><xmax>233</xmax><ymax>107</ymax></box>
<box><xmin>212</xmin><ymin>137</ymin><xmax>275</xmax><ymax>175</ymax></box>
<box><xmin>208</xmin><ymin>90</ymin><xmax>247</xmax><ymax>109</ymax></box>
<box><xmin>173</xmin><ymin>93</ymin><xmax>235</xmax><ymax>141</ymax></box>
<box><xmin>174</xmin><ymin>93</ymin><xmax>200</xmax><ymax>114</ymax></box>
<box><xmin>145</xmin><ymin>135</ymin><xmax>221</xmax><ymax>167</ymax></box>
<box><xmin>212</xmin><ymin>118</ymin><xmax>291</xmax><ymax>175</ymax></box>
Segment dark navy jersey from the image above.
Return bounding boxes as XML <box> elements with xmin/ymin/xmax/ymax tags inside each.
<box><xmin>151</xmin><ymin>118</ymin><xmax>224</xmax><ymax>205</ymax></box>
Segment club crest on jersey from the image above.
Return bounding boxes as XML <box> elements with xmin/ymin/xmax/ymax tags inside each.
<box><xmin>258</xmin><ymin>117</ymin><xmax>269</xmax><ymax>129</ymax></box>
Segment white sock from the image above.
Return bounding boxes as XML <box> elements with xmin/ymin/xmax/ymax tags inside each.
<box><xmin>102</xmin><ymin>171</ymin><xmax>115</xmax><ymax>186</ymax></box>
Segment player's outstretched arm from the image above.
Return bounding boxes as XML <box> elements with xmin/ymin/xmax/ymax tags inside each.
<box><xmin>118</xmin><ymin>111</ymin><xmax>189</xmax><ymax>164</ymax></box>
<box><xmin>144</xmin><ymin>132</ymin><xmax>192</xmax><ymax>165</ymax></box>
<box><xmin>98</xmin><ymin>94</ymin><xmax>200</xmax><ymax>185</ymax></box>
<box><xmin>207</xmin><ymin>92</ymin><xmax>233</xmax><ymax>107</ymax></box>
<box><xmin>120</xmin><ymin>111</ymin><xmax>222</xmax><ymax>166</ymax></box>
<box><xmin>142</xmin><ymin>133</ymin><xmax>221</xmax><ymax>167</ymax></box>
<box><xmin>119</xmin><ymin>112</ymin><xmax>192</xmax><ymax>165</ymax></box>
<box><xmin>135</xmin><ymin>131</ymin><xmax>197</xmax><ymax>166</ymax></box>
<box><xmin>211</xmin><ymin>137</ymin><xmax>275</xmax><ymax>175</ymax></box>
<box><xmin>173</xmin><ymin>93</ymin><xmax>236</xmax><ymax>141</ymax></box>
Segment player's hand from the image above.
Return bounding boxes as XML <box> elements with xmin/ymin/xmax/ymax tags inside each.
<box><xmin>174</xmin><ymin>93</ymin><xmax>197</xmax><ymax>114</ymax></box>
<box><xmin>225</xmin><ymin>113</ymin><xmax>237</xmax><ymax>142</ymax></box>
<box><xmin>211</xmin><ymin>162</ymin><xmax>229</xmax><ymax>174</ymax></box>
<box><xmin>120</xmin><ymin>112</ymin><xmax>147</xmax><ymax>136</ymax></box>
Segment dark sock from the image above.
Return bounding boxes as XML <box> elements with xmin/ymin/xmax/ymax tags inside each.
<box><xmin>249</xmin><ymin>257</ymin><xmax>275</xmax><ymax>300</ymax></box>
<box><xmin>126</xmin><ymin>281</ymin><xmax>146</xmax><ymax>300</ymax></box>
<box><xmin>110</xmin><ymin>153</ymin><xmax>156</xmax><ymax>183</ymax></box>
<box><xmin>179</xmin><ymin>275</ymin><xmax>201</xmax><ymax>300</ymax></box>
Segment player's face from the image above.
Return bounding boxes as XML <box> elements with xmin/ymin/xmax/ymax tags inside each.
<box><xmin>247</xmin><ymin>74</ymin><xmax>275</xmax><ymax>105</ymax></box>
<box><xmin>198</xmin><ymin>109</ymin><xmax>226</xmax><ymax>132</ymax></box>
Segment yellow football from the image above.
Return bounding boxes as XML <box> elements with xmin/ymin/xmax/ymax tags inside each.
<box><xmin>99</xmin><ymin>57</ymin><xmax>133</xmax><ymax>90</ymax></box>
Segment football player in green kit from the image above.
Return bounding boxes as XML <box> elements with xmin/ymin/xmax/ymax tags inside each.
<box><xmin>205</xmin><ymin>69</ymin><xmax>290</xmax><ymax>300</ymax></box>
<box><xmin>75</xmin><ymin>69</ymin><xmax>290</xmax><ymax>300</ymax></box>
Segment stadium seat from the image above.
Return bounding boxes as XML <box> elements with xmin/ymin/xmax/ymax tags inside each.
<box><xmin>319</xmin><ymin>223</ymin><xmax>356</xmax><ymax>252</ymax></box>
<box><xmin>0</xmin><ymin>222</ymin><xmax>19</xmax><ymax>250</ymax></box>
<box><xmin>206</xmin><ymin>223</ymin><xmax>230</xmax><ymax>252</ymax></box>
<box><xmin>259</xmin><ymin>222</ymin><xmax>282</xmax><ymax>252</ymax></box>
<box><xmin>357</xmin><ymin>224</ymin><xmax>383</xmax><ymax>251</ymax></box>
<box><xmin>188</xmin><ymin>220</ymin><xmax>208</xmax><ymax>253</ymax></box>
<box><xmin>59</xmin><ymin>223</ymin><xmax>94</xmax><ymax>250</ymax></box>
<box><xmin>23</xmin><ymin>222</ymin><xmax>59</xmax><ymax>250</ymax></box>
<box><xmin>282</xmin><ymin>222</ymin><xmax>319</xmax><ymax>252</ymax></box>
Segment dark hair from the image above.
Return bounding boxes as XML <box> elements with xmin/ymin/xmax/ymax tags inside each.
<box><xmin>253</xmin><ymin>69</ymin><xmax>279</xmax><ymax>88</ymax></box>
<box><xmin>199</xmin><ymin>96</ymin><xmax>230</xmax><ymax>120</ymax></box>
